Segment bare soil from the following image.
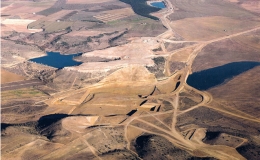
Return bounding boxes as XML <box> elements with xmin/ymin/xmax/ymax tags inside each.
<box><xmin>2</xmin><ymin>0</ymin><xmax>260</xmax><ymax>159</ymax></box>
<box><xmin>192</xmin><ymin>30</ymin><xmax>260</xmax><ymax>72</ymax></box>
<box><xmin>1</xmin><ymin>69</ymin><xmax>25</xmax><ymax>84</ymax></box>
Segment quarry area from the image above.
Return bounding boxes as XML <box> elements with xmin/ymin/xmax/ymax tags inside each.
<box><xmin>1</xmin><ymin>0</ymin><xmax>260</xmax><ymax>159</ymax></box>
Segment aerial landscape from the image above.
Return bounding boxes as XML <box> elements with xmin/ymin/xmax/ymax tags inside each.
<box><xmin>1</xmin><ymin>0</ymin><xmax>260</xmax><ymax>159</ymax></box>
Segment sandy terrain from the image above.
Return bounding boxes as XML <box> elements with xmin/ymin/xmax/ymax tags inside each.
<box><xmin>168</xmin><ymin>45</ymin><xmax>197</xmax><ymax>63</ymax></box>
<box><xmin>1</xmin><ymin>69</ymin><xmax>25</xmax><ymax>84</ymax></box>
<box><xmin>2</xmin><ymin>139</ymin><xmax>64</xmax><ymax>160</ymax></box>
<box><xmin>68</xmin><ymin>37</ymin><xmax>161</xmax><ymax>72</ymax></box>
<box><xmin>1</xmin><ymin>19</ymin><xmax>43</xmax><ymax>33</ymax></box>
<box><xmin>62</xmin><ymin>116</ymin><xmax>99</xmax><ymax>133</ymax></box>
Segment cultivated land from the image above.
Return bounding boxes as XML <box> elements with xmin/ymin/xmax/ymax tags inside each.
<box><xmin>1</xmin><ymin>0</ymin><xmax>260</xmax><ymax>160</ymax></box>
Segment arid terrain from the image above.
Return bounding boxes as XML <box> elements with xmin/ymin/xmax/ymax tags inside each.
<box><xmin>1</xmin><ymin>0</ymin><xmax>260</xmax><ymax>160</ymax></box>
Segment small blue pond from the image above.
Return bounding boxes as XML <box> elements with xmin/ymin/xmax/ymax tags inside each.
<box><xmin>150</xmin><ymin>1</ymin><xmax>166</xmax><ymax>8</ymax></box>
<box><xmin>29</xmin><ymin>52</ymin><xmax>82</xmax><ymax>69</ymax></box>
<box><xmin>187</xmin><ymin>61</ymin><xmax>260</xmax><ymax>90</ymax></box>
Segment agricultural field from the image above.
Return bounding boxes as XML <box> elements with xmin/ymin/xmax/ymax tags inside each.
<box><xmin>28</xmin><ymin>19</ymin><xmax>74</xmax><ymax>33</ymax></box>
<box><xmin>170</xmin><ymin>16</ymin><xmax>260</xmax><ymax>41</ymax></box>
<box><xmin>94</xmin><ymin>8</ymin><xmax>135</xmax><ymax>23</ymax></box>
<box><xmin>168</xmin><ymin>0</ymin><xmax>259</xmax><ymax>21</ymax></box>
<box><xmin>234</xmin><ymin>0</ymin><xmax>260</xmax><ymax>13</ymax></box>
<box><xmin>2</xmin><ymin>19</ymin><xmax>43</xmax><ymax>33</ymax></box>
<box><xmin>1</xmin><ymin>3</ymin><xmax>46</xmax><ymax>17</ymax></box>
<box><xmin>1</xmin><ymin>87</ymin><xmax>46</xmax><ymax>101</ymax></box>
<box><xmin>92</xmin><ymin>14</ymin><xmax>168</xmax><ymax>39</ymax></box>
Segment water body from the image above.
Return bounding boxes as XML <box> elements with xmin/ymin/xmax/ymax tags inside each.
<box><xmin>150</xmin><ymin>1</ymin><xmax>166</xmax><ymax>8</ymax></box>
<box><xmin>37</xmin><ymin>114</ymin><xmax>70</xmax><ymax>130</ymax></box>
<box><xmin>30</xmin><ymin>52</ymin><xmax>82</xmax><ymax>69</ymax></box>
<box><xmin>120</xmin><ymin>0</ymin><xmax>161</xmax><ymax>20</ymax></box>
<box><xmin>187</xmin><ymin>61</ymin><xmax>260</xmax><ymax>90</ymax></box>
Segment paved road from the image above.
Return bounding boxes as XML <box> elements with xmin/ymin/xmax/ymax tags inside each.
<box><xmin>1</xmin><ymin>79</ymin><xmax>44</xmax><ymax>91</ymax></box>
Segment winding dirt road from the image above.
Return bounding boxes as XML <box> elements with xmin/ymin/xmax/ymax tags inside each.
<box><xmin>123</xmin><ymin>1</ymin><xmax>260</xmax><ymax>159</ymax></box>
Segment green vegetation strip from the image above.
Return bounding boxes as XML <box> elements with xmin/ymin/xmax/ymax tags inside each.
<box><xmin>1</xmin><ymin>88</ymin><xmax>46</xmax><ymax>99</ymax></box>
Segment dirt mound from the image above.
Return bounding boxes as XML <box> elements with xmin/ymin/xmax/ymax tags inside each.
<box><xmin>62</xmin><ymin>116</ymin><xmax>99</xmax><ymax>133</ymax></box>
<box><xmin>101</xmin><ymin>65</ymin><xmax>156</xmax><ymax>84</ymax></box>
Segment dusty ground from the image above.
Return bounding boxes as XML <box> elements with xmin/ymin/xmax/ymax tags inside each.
<box><xmin>1</xmin><ymin>69</ymin><xmax>25</xmax><ymax>84</ymax></box>
<box><xmin>170</xmin><ymin>16</ymin><xmax>260</xmax><ymax>41</ymax></box>
<box><xmin>2</xmin><ymin>0</ymin><xmax>260</xmax><ymax>159</ymax></box>
<box><xmin>68</xmin><ymin>37</ymin><xmax>161</xmax><ymax>73</ymax></box>
<box><xmin>1</xmin><ymin>19</ymin><xmax>43</xmax><ymax>33</ymax></box>
<box><xmin>191</xmin><ymin>29</ymin><xmax>260</xmax><ymax>72</ymax></box>
<box><xmin>235</xmin><ymin>0</ymin><xmax>260</xmax><ymax>13</ymax></box>
<box><xmin>208</xmin><ymin>66</ymin><xmax>260</xmax><ymax>118</ymax></box>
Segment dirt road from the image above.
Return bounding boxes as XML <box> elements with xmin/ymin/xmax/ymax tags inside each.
<box><xmin>42</xmin><ymin>1</ymin><xmax>260</xmax><ymax>159</ymax></box>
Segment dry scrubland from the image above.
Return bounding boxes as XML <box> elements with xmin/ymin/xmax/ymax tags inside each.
<box><xmin>170</xmin><ymin>16</ymin><xmax>260</xmax><ymax>41</ymax></box>
<box><xmin>232</xmin><ymin>0</ymin><xmax>260</xmax><ymax>13</ymax></box>
<box><xmin>208</xmin><ymin>66</ymin><xmax>260</xmax><ymax>118</ymax></box>
<box><xmin>168</xmin><ymin>0</ymin><xmax>260</xmax><ymax>41</ymax></box>
<box><xmin>1</xmin><ymin>0</ymin><xmax>260</xmax><ymax>159</ymax></box>
<box><xmin>192</xmin><ymin>30</ymin><xmax>260</xmax><ymax>72</ymax></box>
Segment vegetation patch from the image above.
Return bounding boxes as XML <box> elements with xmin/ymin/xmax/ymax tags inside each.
<box><xmin>1</xmin><ymin>88</ymin><xmax>46</xmax><ymax>100</ymax></box>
